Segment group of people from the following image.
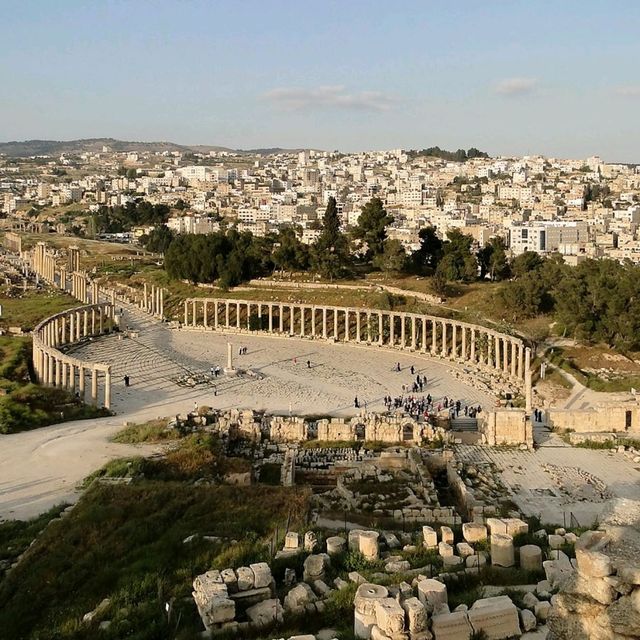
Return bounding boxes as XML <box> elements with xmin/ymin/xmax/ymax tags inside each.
<box><xmin>209</xmin><ymin>366</ymin><xmax>221</xmax><ymax>378</ymax></box>
<box><xmin>238</xmin><ymin>346</ymin><xmax>248</xmax><ymax>355</ymax></box>
<box><xmin>381</xmin><ymin>390</ymin><xmax>482</xmax><ymax>421</ymax></box>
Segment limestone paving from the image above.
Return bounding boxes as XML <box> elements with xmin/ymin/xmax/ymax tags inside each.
<box><xmin>455</xmin><ymin>444</ymin><xmax>640</xmax><ymax>527</ymax></box>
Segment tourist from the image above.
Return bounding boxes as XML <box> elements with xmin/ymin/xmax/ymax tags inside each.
<box><xmin>194</xmin><ymin>401</ymin><xmax>198</xmax><ymax>412</ymax></box>
<box><xmin>410</xmin><ymin>365</ymin><xmax>415</xmax><ymax>375</ymax></box>
<box><xmin>307</xmin><ymin>360</ymin><xmax>311</xmax><ymax>368</ymax></box>
<box><xmin>354</xmin><ymin>396</ymin><xmax>359</xmax><ymax>408</ymax></box>
<box><xmin>396</xmin><ymin>362</ymin><xmax>401</xmax><ymax>372</ymax></box>
<box><xmin>210</xmin><ymin>366</ymin><xmax>215</xmax><ymax>377</ymax></box>
<box><xmin>123</xmin><ymin>374</ymin><xmax>130</xmax><ymax>387</ymax></box>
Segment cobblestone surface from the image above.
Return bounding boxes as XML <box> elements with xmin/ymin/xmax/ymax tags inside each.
<box><xmin>455</xmin><ymin>443</ymin><xmax>640</xmax><ymax>527</ymax></box>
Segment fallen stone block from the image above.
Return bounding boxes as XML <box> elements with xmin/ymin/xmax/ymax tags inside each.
<box><xmin>491</xmin><ymin>534</ymin><xmax>515</xmax><ymax>568</ymax></box>
<box><xmin>402</xmin><ymin>596</ymin><xmax>427</xmax><ymax>634</ymax></box>
<box><xmin>246</xmin><ymin>598</ymin><xmax>283</xmax><ymax>628</ymax></box>
<box><xmin>431</xmin><ymin>610</ymin><xmax>473</xmax><ymax>640</ymax></box>
<box><xmin>462</xmin><ymin>522</ymin><xmax>487</xmax><ymax>543</ymax></box>
<box><xmin>417</xmin><ymin>578</ymin><xmax>447</xmax><ymax>612</ymax></box>
<box><xmin>374</xmin><ymin>598</ymin><xmax>405</xmax><ymax>636</ymax></box>
<box><xmin>467</xmin><ymin>595</ymin><xmax>521</xmax><ymax>639</ymax></box>
<box><xmin>519</xmin><ymin>545</ymin><xmax>543</xmax><ymax>571</ymax></box>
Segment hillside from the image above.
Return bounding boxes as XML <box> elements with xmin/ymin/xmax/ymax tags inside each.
<box><xmin>0</xmin><ymin>138</ymin><xmax>312</xmax><ymax>158</ymax></box>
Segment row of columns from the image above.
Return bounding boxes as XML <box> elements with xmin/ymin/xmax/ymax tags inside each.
<box><xmin>183</xmin><ymin>298</ymin><xmax>530</xmax><ymax>384</ymax></box>
<box><xmin>141</xmin><ymin>283</ymin><xmax>165</xmax><ymax>318</ymax></box>
<box><xmin>32</xmin><ymin>303</ymin><xmax>115</xmax><ymax>408</ymax></box>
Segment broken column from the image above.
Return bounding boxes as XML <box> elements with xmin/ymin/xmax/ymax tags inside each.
<box><xmin>491</xmin><ymin>534</ymin><xmax>515</xmax><ymax>568</ymax></box>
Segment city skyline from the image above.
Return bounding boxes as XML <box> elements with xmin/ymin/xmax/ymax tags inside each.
<box><xmin>1</xmin><ymin>1</ymin><xmax>640</xmax><ymax>161</ymax></box>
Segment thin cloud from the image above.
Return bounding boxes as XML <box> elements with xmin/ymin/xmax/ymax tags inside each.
<box><xmin>263</xmin><ymin>85</ymin><xmax>396</xmax><ymax>112</ymax></box>
<box><xmin>615</xmin><ymin>85</ymin><xmax>640</xmax><ymax>97</ymax></box>
<box><xmin>494</xmin><ymin>77</ymin><xmax>538</xmax><ymax>96</ymax></box>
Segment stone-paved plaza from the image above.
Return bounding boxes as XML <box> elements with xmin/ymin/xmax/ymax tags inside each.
<box><xmin>67</xmin><ymin>304</ymin><xmax>494</xmax><ymax>416</ymax></box>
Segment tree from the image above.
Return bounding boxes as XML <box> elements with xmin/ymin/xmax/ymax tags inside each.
<box><xmin>411</xmin><ymin>226</ymin><xmax>443</xmax><ymax>274</ymax></box>
<box><xmin>142</xmin><ymin>224</ymin><xmax>175</xmax><ymax>254</ymax></box>
<box><xmin>352</xmin><ymin>197</ymin><xmax>394</xmax><ymax>261</ymax></box>
<box><xmin>375</xmin><ymin>239</ymin><xmax>407</xmax><ymax>276</ymax></box>
<box><xmin>511</xmin><ymin>251</ymin><xmax>544</xmax><ymax>279</ymax></box>
<box><xmin>311</xmin><ymin>197</ymin><xmax>350</xmax><ymax>280</ymax></box>
<box><xmin>478</xmin><ymin>237</ymin><xmax>510</xmax><ymax>281</ymax></box>
<box><xmin>272</xmin><ymin>226</ymin><xmax>309</xmax><ymax>272</ymax></box>
<box><xmin>434</xmin><ymin>230</ymin><xmax>477</xmax><ymax>283</ymax></box>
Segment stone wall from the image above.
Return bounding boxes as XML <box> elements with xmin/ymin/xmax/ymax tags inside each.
<box><xmin>316</xmin><ymin>414</ymin><xmax>443</xmax><ymax>445</ymax></box>
<box><xmin>547</xmin><ymin>403</ymin><xmax>640</xmax><ymax>434</ymax></box>
<box><xmin>480</xmin><ymin>408</ymin><xmax>533</xmax><ymax>447</ymax></box>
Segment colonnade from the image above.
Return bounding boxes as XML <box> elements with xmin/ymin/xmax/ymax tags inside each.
<box><xmin>141</xmin><ymin>283</ymin><xmax>164</xmax><ymax>318</ymax></box>
<box><xmin>32</xmin><ymin>303</ymin><xmax>115</xmax><ymax>408</ymax></box>
<box><xmin>183</xmin><ymin>298</ymin><xmax>531</xmax><ymax>391</ymax></box>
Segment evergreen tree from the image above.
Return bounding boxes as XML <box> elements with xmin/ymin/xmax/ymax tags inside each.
<box><xmin>352</xmin><ymin>197</ymin><xmax>394</xmax><ymax>260</ymax></box>
<box><xmin>311</xmin><ymin>197</ymin><xmax>350</xmax><ymax>280</ymax></box>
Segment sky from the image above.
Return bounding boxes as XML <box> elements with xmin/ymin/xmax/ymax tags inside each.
<box><xmin>1</xmin><ymin>0</ymin><xmax>639</xmax><ymax>161</ymax></box>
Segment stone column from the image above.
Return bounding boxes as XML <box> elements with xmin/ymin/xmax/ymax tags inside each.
<box><xmin>390</xmin><ymin>314</ymin><xmax>395</xmax><ymax>346</ymax></box>
<box><xmin>441</xmin><ymin>322</ymin><xmax>448</xmax><ymax>357</ymax></box>
<box><xmin>311</xmin><ymin>306</ymin><xmax>316</xmax><ymax>336</ymax></box>
<box><xmin>400</xmin><ymin>314</ymin><xmax>406</xmax><ymax>348</ymax></box>
<box><xmin>356</xmin><ymin>311</ymin><xmax>361</xmax><ymax>343</ymax></box>
<box><xmin>192</xmin><ymin>300</ymin><xmax>197</xmax><ymax>327</ymax></box>
<box><xmin>333</xmin><ymin>308</ymin><xmax>338</xmax><ymax>339</ymax></box>
<box><xmin>344</xmin><ymin>309</ymin><xmax>349</xmax><ymax>341</ymax></box>
<box><xmin>431</xmin><ymin>320</ymin><xmax>437</xmax><ymax>355</ymax></box>
<box><xmin>69</xmin><ymin>364</ymin><xmax>75</xmax><ymax>393</ymax></box>
<box><xmin>183</xmin><ymin>300</ymin><xmax>188</xmax><ymax>326</ymax></box>
<box><xmin>226</xmin><ymin>302</ymin><xmax>230</xmax><ymax>327</ymax></box>
<box><xmin>378</xmin><ymin>314</ymin><xmax>384</xmax><ymax>346</ymax></box>
<box><xmin>518</xmin><ymin>344</ymin><xmax>524</xmax><ymax>379</ymax></box>
<box><xmin>69</xmin><ymin>314</ymin><xmax>75</xmax><ymax>344</ymax></box>
<box><xmin>289</xmin><ymin>305</ymin><xmax>294</xmax><ymax>336</ymax></box>
<box><xmin>452</xmin><ymin>324</ymin><xmax>458</xmax><ymax>358</ymax></box>
<box><xmin>322</xmin><ymin>307</ymin><xmax>327</xmax><ymax>338</ymax></box>
<box><xmin>159</xmin><ymin>288</ymin><xmax>164</xmax><ymax>318</ymax></box>
<box><xmin>411</xmin><ymin>316</ymin><xmax>417</xmax><ymax>350</ymax></box>
<box><xmin>78</xmin><ymin>365</ymin><xmax>85</xmax><ymax>398</ymax></box>
<box><xmin>503</xmin><ymin>338</ymin><xmax>509</xmax><ymax>373</ymax></box>
<box><xmin>91</xmin><ymin>368</ymin><xmax>98</xmax><ymax>405</ymax></box>
<box><xmin>236</xmin><ymin>302</ymin><xmax>241</xmax><ymax>330</ymax></box>
<box><xmin>104</xmin><ymin>368</ymin><xmax>111</xmax><ymax>410</ymax></box>
<box><xmin>203</xmin><ymin>301</ymin><xmax>208</xmax><ymax>328</ymax></box>
<box><xmin>462</xmin><ymin>326</ymin><xmax>467</xmax><ymax>360</ymax></box>
<box><xmin>91</xmin><ymin>309</ymin><xmax>96</xmax><ymax>334</ymax></box>
<box><xmin>494</xmin><ymin>336</ymin><xmax>500</xmax><ymax>372</ymax></box>
<box><xmin>55</xmin><ymin>358</ymin><xmax>61</xmax><ymax>387</ymax></box>
<box><xmin>300</xmin><ymin>306</ymin><xmax>305</xmax><ymax>337</ymax></box>
<box><xmin>511</xmin><ymin>341</ymin><xmax>517</xmax><ymax>377</ymax></box>
<box><xmin>246</xmin><ymin>303</ymin><xmax>251</xmax><ymax>330</ymax></box>
<box><xmin>83</xmin><ymin>310</ymin><xmax>88</xmax><ymax>338</ymax></box>
<box><xmin>525</xmin><ymin>347</ymin><xmax>532</xmax><ymax>412</ymax></box>
<box><xmin>366</xmin><ymin>312</ymin><xmax>371</xmax><ymax>343</ymax></box>
<box><xmin>421</xmin><ymin>318</ymin><xmax>427</xmax><ymax>352</ymax></box>
<box><xmin>268</xmin><ymin>304</ymin><xmax>273</xmax><ymax>332</ymax></box>
<box><xmin>214</xmin><ymin>301</ymin><xmax>219</xmax><ymax>328</ymax></box>
<box><xmin>278</xmin><ymin>304</ymin><xmax>283</xmax><ymax>332</ymax></box>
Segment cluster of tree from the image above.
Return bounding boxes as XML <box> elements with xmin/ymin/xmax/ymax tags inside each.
<box><xmin>498</xmin><ymin>253</ymin><xmax>640</xmax><ymax>350</ymax></box>
<box><xmin>407</xmin><ymin>147</ymin><xmax>489</xmax><ymax>162</ymax></box>
<box><xmin>89</xmin><ymin>200</ymin><xmax>170</xmax><ymax>234</ymax></box>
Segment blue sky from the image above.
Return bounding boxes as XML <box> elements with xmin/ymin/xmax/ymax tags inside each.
<box><xmin>1</xmin><ymin>0</ymin><xmax>639</xmax><ymax>161</ymax></box>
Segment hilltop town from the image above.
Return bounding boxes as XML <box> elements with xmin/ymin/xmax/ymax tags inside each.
<box><xmin>2</xmin><ymin>142</ymin><xmax>638</xmax><ymax>264</ymax></box>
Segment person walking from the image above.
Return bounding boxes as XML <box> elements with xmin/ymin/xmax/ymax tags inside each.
<box><xmin>396</xmin><ymin>362</ymin><xmax>401</xmax><ymax>372</ymax></box>
<box><xmin>354</xmin><ymin>396</ymin><xmax>359</xmax><ymax>408</ymax></box>
<box><xmin>307</xmin><ymin>360</ymin><xmax>311</xmax><ymax>368</ymax></box>
<box><xmin>123</xmin><ymin>375</ymin><xmax>130</xmax><ymax>387</ymax></box>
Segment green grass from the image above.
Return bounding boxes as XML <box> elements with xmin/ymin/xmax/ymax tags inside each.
<box><xmin>0</xmin><ymin>336</ymin><xmax>109</xmax><ymax>434</ymax></box>
<box><xmin>0</xmin><ymin>503</ymin><xmax>69</xmax><ymax>565</ymax></box>
<box><xmin>0</xmin><ymin>289</ymin><xmax>78</xmax><ymax>331</ymax></box>
<box><xmin>84</xmin><ymin>434</ymin><xmax>251</xmax><ymax>487</ymax></box>
<box><xmin>111</xmin><ymin>418</ymin><xmax>178</xmax><ymax>444</ymax></box>
<box><xmin>0</xmin><ymin>482</ymin><xmax>310</xmax><ymax>640</ymax></box>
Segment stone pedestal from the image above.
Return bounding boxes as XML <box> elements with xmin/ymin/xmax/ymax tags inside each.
<box><xmin>491</xmin><ymin>534</ymin><xmax>515</xmax><ymax>568</ymax></box>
